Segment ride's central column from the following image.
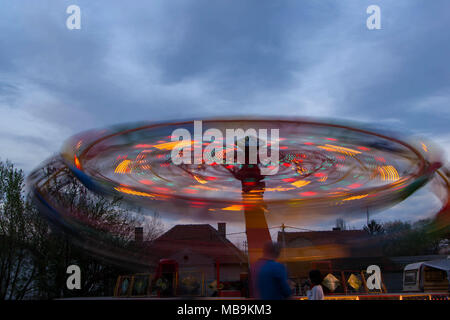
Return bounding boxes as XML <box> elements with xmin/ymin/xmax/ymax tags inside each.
<box><xmin>235</xmin><ymin>163</ymin><xmax>272</xmax><ymax>266</ymax></box>
<box><xmin>242</xmin><ymin>191</ymin><xmax>271</xmax><ymax>265</ymax></box>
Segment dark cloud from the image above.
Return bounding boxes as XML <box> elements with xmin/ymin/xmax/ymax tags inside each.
<box><xmin>0</xmin><ymin>1</ymin><xmax>448</xmax><ymax>226</ymax></box>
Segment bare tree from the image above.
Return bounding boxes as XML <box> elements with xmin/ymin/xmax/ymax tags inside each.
<box><xmin>0</xmin><ymin>157</ymin><xmax>165</xmax><ymax>299</ymax></box>
<box><xmin>143</xmin><ymin>211</ymin><xmax>164</xmax><ymax>242</ymax></box>
<box><xmin>0</xmin><ymin>160</ymin><xmax>38</xmax><ymax>299</ymax></box>
<box><xmin>364</xmin><ymin>220</ymin><xmax>384</xmax><ymax>236</ymax></box>
<box><xmin>335</xmin><ymin>218</ymin><xmax>347</xmax><ymax>230</ymax></box>
<box><xmin>28</xmin><ymin>157</ymin><xmax>160</xmax><ymax>298</ymax></box>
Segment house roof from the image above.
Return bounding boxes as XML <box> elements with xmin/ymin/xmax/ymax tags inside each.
<box><xmin>278</xmin><ymin>230</ymin><xmax>368</xmax><ymax>247</ymax></box>
<box><xmin>147</xmin><ymin>224</ymin><xmax>247</xmax><ymax>264</ymax></box>
<box><xmin>277</xmin><ymin>229</ymin><xmax>384</xmax><ymax>259</ymax></box>
<box><xmin>423</xmin><ymin>258</ymin><xmax>450</xmax><ymax>273</ymax></box>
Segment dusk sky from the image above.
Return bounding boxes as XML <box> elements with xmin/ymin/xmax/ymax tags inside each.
<box><xmin>0</xmin><ymin>1</ymin><xmax>449</xmax><ymax>237</ymax></box>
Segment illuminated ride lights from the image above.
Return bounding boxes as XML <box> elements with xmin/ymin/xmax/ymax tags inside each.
<box><xmin>29</xmin><ymin>118</ymin><xmax>448</xmax><ymax>267</ymax></box>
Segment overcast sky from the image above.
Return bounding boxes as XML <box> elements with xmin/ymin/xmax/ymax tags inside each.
<box><xmin>0</xmin><ymin>1</ymin><xmax>449</xmax><ymax>233</ymax></box>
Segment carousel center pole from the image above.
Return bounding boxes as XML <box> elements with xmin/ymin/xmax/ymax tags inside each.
<box><xmin>242</xmin><ymin>191</ymin><xmax>272</xmax><ymax>266</ymax></box>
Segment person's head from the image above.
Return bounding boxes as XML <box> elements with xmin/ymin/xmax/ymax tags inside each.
<box><xmin>262</xmin><ymin>241</ymin><xmax>281</xmax><ymax>260</ymax></box>
<box><xmin>309</xmin><ymin>270</ymin><xmax>323</xmax><ymax>286</ymax></box>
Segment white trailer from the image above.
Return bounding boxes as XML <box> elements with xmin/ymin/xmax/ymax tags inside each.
<box><xmin>403</xmin><ymin>258</ymin><xmax>450</xmax><ymax>292</ymax></box>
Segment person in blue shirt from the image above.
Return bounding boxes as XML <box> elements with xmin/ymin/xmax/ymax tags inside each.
<box><xmin>253</xmin><ymin>241</ymin><xmax>292</xmax><ymax>300</ymax></box>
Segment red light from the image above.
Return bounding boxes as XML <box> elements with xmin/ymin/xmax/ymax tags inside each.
<box><xmin>314</xmin><ymin>172</ymin><xmax>325</xmax><ymax>177</ymax></box>
<box><xmin>190</xmin><ymin>201</ymin><xmax>207</xmax><ymax>205</ymax></box>
<box><xmin>300</xmin><ymin>191</ymin><xmax>317</xmax><ymax>196</ymax></box>
<box><xmin>182</xmin><ymin>189</ymin><xmax>198</xmax><ymax>194</ymax></box>
<box><xmin>154</xmin><ymin>187</ymin><xmax>170</xmax><ymax>192</ymax></box>
<box><xmin>74</xmin><ymin>155</ymin><xmax>82</xmax><ymax>169</ymax></box>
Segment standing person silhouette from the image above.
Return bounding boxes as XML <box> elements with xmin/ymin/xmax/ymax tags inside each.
<box><xmin>252</xmin><ymin>241</ymin><xmax>292</xmax><ymax>300</ymax></box>
<box><xmin>306</xmin><ymin>270</ymin><xmax>324</xmax><ymax>300</ymax></box>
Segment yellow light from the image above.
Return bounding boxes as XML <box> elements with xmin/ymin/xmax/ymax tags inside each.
<box><xmin>209</xmin><ymin>205</ymin><xmax>244</xmax><ymax>212</ymax></box>
<box><xmin>317</xmin><ymin>144</ymin><xmax>361</xmax><ymax>156</ymax></box>
<box><xmin>342</xmin><ymin>194</ymin><xmax>368</xmax><ymax>201</ymax></box>
<box><xmin>193</xmin><ymin>175</ymin><xmax>207</xmax><ymax>184</ymax></box>
<box><xmin>325</xmin><ymin>144</ymin><xmax>361</xmax><ymax>154</ymax></box>
<box><xmin>265</xmin><ymin>186</ymin><xmax>295</xmax><ymax>192</ymax></box>
<box><xmin>296</xmin><ymin>166</ymin><xmax>307</xmax><ymax>175</ymax></box>
<box><xmin>222</xmin><ymin>205</ymin><xmax>244</xmax><ymax>211</ymax></box>
<box><xmin>114</xmin><ymin>160</ymin><xmax>132</xmax><ymax>174</ymax></box>
<box><xmin>421</xmin><ymin>143</ymin><xmax>428</xmax><ymax>152</ymax></box>
<box><xmin>74</xmin><ymin>155</ymin><xmax>82</xmax><ymax>169</ymax></box>
<box><xmin>195</xmin><ymin>185</ymin><xmax>220</xmax><ymax>191</ymax></box>
<box><xmin>291</xmin><ymin>180</ymin><xmax>311</xmax><ymax>188</ymax></box>
<box><xmin>153</xmin><ymin>140</ymin><xmax>192</xmax><ymax>151</ymax></box>
<box><xmin>377</xmin><ymin>165</ymin><xmax>399</xmax><ymax>181</ymax></box>
<box><xmin>114</xmin><ymin>186</ymin><xmax>155</xmax><ymax>197</ymax></box>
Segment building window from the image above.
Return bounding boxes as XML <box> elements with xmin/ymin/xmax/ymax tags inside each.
<box><xmin>404</xmin><ymin>270</ymin><xmax>417</xmax><ymax>284</ymax></box>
